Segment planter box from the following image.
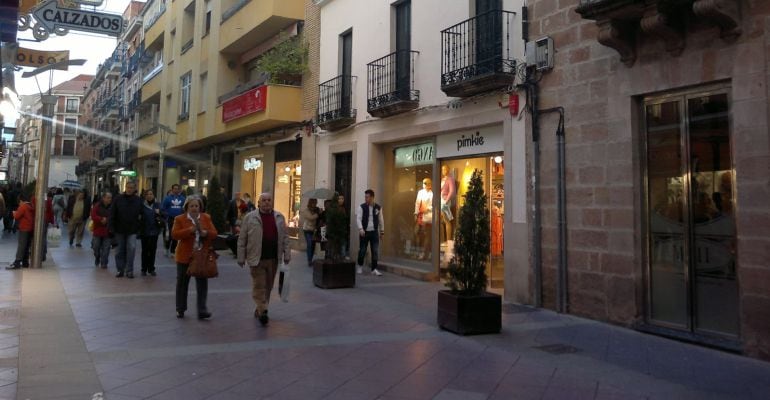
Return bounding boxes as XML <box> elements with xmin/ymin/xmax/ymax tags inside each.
<box><xmin>437</xmin><ymin>290</ymin><xmax>502</xmax><ymax>335</ymax></box>
<box><xmin>313</xmin><ymin>259</ymin><xmax>356</xmax><ymax>289</ymax></box>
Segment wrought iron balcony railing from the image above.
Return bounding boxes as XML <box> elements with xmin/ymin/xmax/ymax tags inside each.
<box><xmin>367</xmin><ymin>50</ymin><xmax>419</xmax><ymax>118</ymax></box>
<box><xmin>318</xmin><ymin>75</ymin><xmax>357</xmax><ymax>131</ymax></box>
<box><xmin>440</xmin><ymin>10</ymin><xmax>517</xmax><ymax>97</ymax></box>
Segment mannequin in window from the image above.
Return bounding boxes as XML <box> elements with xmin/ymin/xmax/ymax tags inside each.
<box><xmin>414</xmin><ymin>178</ymin><xmax>433</xmax><ymax>260</ymax></box>
<box><xmin>440</xmin><ymin>165</ymin><xmax>456</xmax><ymax>245</ymax></box>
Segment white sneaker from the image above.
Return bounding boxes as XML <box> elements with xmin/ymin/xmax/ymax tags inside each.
<box><xmin>357</xmin><ymin>266</ymin><xmax>363</xmax><ymax>274</ymax></box>
<box><xmin>371</xmin><ymin>269</ymin><xmax>383</xmax><ymax>276</ymax></box>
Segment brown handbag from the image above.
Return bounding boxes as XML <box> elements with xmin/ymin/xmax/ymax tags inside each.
<box><xmin>188</xmin><ymin>246</ymin><xmax>219</xmax><ymax>278</ymax></box>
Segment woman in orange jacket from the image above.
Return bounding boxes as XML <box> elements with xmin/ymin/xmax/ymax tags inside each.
<box><xmin>172</xmin><ymin>196</ymin><xmax>217</xmax><ymax>319</ymax></box>
<box><xmin>7</xmin><ymin>192</ymin><xmax>34</xmax><ymax>269</ymax></box>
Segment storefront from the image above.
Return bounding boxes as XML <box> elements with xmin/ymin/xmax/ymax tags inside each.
<box><xmin>381</xmin><ymin>125</ymin><xmax>506</xmax><ymax>292</ymax></box>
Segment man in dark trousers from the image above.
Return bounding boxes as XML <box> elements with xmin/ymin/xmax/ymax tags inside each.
<box><xmin>110</xmin><ymin>181</ymin><xmax>142</xmax><ymax>278</ymax></box>
<box><xmin>237</xmin><ymin>192</ymin><xmax>290</xmax><ymax>326</ymax></box>
<box><xmin>356</xmin><ymin>189</ymin><xmax>385</xmax><ymax>276</ymax></box>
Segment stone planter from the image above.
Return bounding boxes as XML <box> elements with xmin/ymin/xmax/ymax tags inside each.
<box><xmin>313</xmin><ymin>259</ymin><xmax>356</xmax><ymax>289</ymax></box>
<box><xmin>437</xmin><ymin>290</ymin><xmax>502</xmax><ymax>335</ymax></box>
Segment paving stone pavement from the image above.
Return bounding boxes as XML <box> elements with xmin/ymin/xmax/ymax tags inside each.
<box><xmin>1</xmin><ymin>227</ymin><xmax>770</xmax><ymax>400</ymax></box>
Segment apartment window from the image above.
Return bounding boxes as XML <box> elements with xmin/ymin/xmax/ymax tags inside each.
<box><xmin>62</xmin><ymin>139</ymin><xmax>75</xmax><ymax>156</ymax></box>
<box><xmin>180</xmin><ymin>72</ymin><xmax>191</xmax><ymax>119</ymax></box>
<box><xmin>203</xmin><ymin>0</ymin><xmax>212</xmax><ymax>36</ymax></box>
<box><xmin>64</xmin><ymin>118</ymin><xmax>78</xmax><ymax>135</ymax></box>
<box><xmin>65</xmin><ymin>98</ymin><xmax>79</xmax><ymax>113</ymax></box>
<box><xmin>199</xmin><ymin>72</ymin><xmax>208</xmax><ymax>113</ymax></box>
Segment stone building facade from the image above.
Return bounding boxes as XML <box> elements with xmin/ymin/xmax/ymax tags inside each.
<box><xmin>526</xmin><ymin>0</ymin><xmax>770</xmax><ymax>359</ymax></box>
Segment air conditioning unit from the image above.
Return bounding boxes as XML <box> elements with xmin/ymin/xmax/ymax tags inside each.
<box><xmin>525</xmin><ymin>36</ymin><xmax>554</xmax><ymax>71</ymax></box>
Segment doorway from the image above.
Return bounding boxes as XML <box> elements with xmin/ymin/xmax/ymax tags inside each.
<box><xmin>439</xmin><ymin>154</ymin><xmax>504</xmax><ymax>291</ymax></box>
<box><xmin>643</xmin><ymin>86</ymin><xmax>738</xmax><ymax>338</ymax></box>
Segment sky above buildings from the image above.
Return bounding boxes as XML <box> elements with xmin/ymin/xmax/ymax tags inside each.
<box><xmin>9</xmin><ymin>0</ymin><xmax>134</xmax><ymax>125</ymax></box>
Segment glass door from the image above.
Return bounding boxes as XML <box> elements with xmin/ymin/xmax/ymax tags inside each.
<box><xmin>644</xmin><ymin>89</ymin><xmax>738</xmax><ymax>337</ymax></box>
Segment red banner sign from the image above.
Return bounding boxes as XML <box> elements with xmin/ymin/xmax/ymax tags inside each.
<box><xmin>222</xmin><ymin>85</ymin><xmax>268</xmax><ymax>123</ymax></box>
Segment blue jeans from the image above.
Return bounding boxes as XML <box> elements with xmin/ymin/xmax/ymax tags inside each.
<box><xmin>92</xmin><ymin>235</ymin><xmax>112</xmax><ymax>267</ymax></box>
<box><xmin>304</xmin><ymin>230</ymin><xmax>315</xmax><ymax>265</ymax></box>
<box><xmin>114</xmin><ymin>233</ymin><xmax>137</xmax><ymax>274</ymax></box>
<box><xmin>357</xmin><ymin>231</ymin><xmax>380</xmax><ymax>271</ymax></box>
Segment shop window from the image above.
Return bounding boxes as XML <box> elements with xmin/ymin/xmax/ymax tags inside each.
<box><xmin>275</xmin><ymin>161</ymin><xmax>302</xmax><ymax>239</ymax></box>
<box><xmin>382</xmin><ymin>142</ymin><xmax>435</xmax><ymax>270</ymax></box>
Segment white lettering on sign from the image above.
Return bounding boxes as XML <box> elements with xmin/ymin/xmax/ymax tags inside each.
<box><xmin>395</xmin><ymin>143</ymin><xmax>434</xmax><ymax>168</ymax></box>
<box><xmin>436</xmin><ymin>125</ymin><xmax>503</xmax><ymax>158</ymax></box>
<box><xmin>243</xmin><ymin>158</ymin><xmax>262</xmax><ymax>171</ymax></box>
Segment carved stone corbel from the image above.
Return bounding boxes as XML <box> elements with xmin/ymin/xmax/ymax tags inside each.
<box><xmin>596</xmin><ymin>19</ymin><xmax>637</xmax><ymax>67</ymax></box>
<box><xmin>641</xmin><ymin>5</ymin><xmax>685</xmax><ymax>56</ymax></box>
<box><xmin>693</xmin><ymin>0</ymin><xmax>742</xmax><ymax>40</ymax></box>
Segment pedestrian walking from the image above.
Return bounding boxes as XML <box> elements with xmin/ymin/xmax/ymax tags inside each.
<box><xmin>300</xmin><ymin>198</ymin><xmax>320</xmax><ymax>266</ymax></box>
<box><xmin>172</xmin><ymin>196</ymin><xmax>217</xmax><ymax>319</ymax></box>
<box><xmin>237</xmin><ymin>192</ymin><xmax>290</xmax><ymax>326</ymax></box>
<box><xmin>65</xmin><ymin>190</ymin><xmax>91</xmax><ymax>247</ymax></box>
<box><xmin>356</xmin><ymin>189</ymin><xmax>385</xmax><ymax>276</ymax></box>
<box><xmin>6</xmin><ymin>192</ymin><xmax>34</xmax><ymax>270</ymax></box>
<box><xmin>52</xmin><ymin>188</ymin><xmax>66</xmax><ymax>228</ymax></box>
<box><xmin>139</xmin><ymin>190</ymin><xmax>162</xmax><ymax>276</ymax></box>
<box><xmin>110</xmin><ymin>181</ymin><xmax>142</xmax><ymax>278</ymax></box>
<box><xmin>91</xmin><ymin>192</ymin><xmax>113</xmax><ymax>269</ymax></box>
<box><xmin>161</xmin><ymin>184</ymin><xmax>186</xmax><ymax>256</ymax></box>
<box><xmin>3</xmin><ymin>183</ymin><xmax>20</xmax><ymax>233</ymax></box>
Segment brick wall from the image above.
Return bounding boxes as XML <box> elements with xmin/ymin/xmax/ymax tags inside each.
<box><xmin>528</xmin><ymin>0</ymin><xmax>770</xmax><ymax>359</ymax></box>
<box><xmin>301</xmin><ymin>0</ymin><xmax>321</xmax><ymax>121</ymax></box>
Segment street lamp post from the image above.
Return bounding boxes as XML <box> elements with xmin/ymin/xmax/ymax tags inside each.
<box><xmin>156</xmin><ymin>123</ymin><xmax>176</xmax><ymax>196</ymax></box>
<box><xmin>23</xmin><ymin>59</ymin><xmax>87</xmax><ymax>269</ymax></box>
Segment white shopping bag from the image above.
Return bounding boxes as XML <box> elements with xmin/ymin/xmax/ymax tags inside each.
<box><xmin>47</xmin><ymin>226</ymin><xmax>61</xmax><ymax>248</ymax></box>
<box><xmin>278</xmin><ymin>262</ymin><xmax>290</xmax><ymax>302</ymax></box>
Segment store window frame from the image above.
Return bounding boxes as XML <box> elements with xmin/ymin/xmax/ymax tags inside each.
<box><xmin>640</xmin><ymin>82</ymin><xmax>740</xmax><ymax>348</ymax></box>
<box><xmin>65</xmin><ymin>97</ymin><xmax>80</xmax><ymax>113</ymax></box>
<box><xmin>63</xmin><ymin>117</ymin><xmax>78</xmax><ymax>136</ymax></box>
<box><xmin>179</xmin><ymin>72</ymin><xmax>192</xmax><ymax>121</ymax></box>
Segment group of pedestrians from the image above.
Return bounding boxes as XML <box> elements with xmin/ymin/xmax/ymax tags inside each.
<box><xmin>3</xmin><ymin>180</ymin><xmax>384</xmax><ymax>328</ymax></box>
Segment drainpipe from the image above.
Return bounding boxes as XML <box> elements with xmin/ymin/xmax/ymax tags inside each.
<box><xmin>530</xmin><ymin>83</ymin><xmax>543</xmax><ymax>308</ymax></box>
<box><xmin>554</xmin><ymin>110</ymin><xmax>567</xmax><ymax>313</ymax></box>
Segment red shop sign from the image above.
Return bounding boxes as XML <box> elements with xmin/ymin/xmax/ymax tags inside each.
<box><xmin>222</xmin><ymin>85</ymin><xmax>268</xmax><ymax>123</ymax></box>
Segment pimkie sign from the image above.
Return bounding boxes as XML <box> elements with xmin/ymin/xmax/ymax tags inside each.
<box><xmin>222</xmin><ymin>85</ymin><xmax>268</xmax><ymax>123</ymax></box>
<box><xmin>32</xmin><ymin>0</ymin><xmax>123</xmax><ymax>37</ymax></box>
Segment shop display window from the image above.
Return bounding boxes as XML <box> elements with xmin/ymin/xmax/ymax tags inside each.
<box><xmin>382</xmin><ymin>143</ymin><xmax>435</xmax><ymax>270</ymax></box>
<box><xmin>275</xmin><ymin>160</ymin><xmax>301</xmax><ymax>239</ymax></box>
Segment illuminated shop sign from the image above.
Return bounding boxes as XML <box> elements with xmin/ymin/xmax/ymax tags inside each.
<box><xmin>243</xmin><ymin>157</ymin><xmax>262</xmax><ymax>171</ymax></box>
<box><xmin>436</xmin><ymin>125</ymin><xmax>502</xmax><ymax>158</ymax></box>
<box><xmin>395</xmin><ymin>142</ymin><xmax>434</xmax><ymax>168</ymax></box>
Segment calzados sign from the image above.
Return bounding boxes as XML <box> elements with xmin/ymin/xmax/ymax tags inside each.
<box><xmin>32</xmin><ymin>0</ymin><xmax>123</xmax><ymax>37</ymax></box>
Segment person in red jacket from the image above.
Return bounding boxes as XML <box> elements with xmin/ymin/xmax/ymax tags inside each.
<box><xmin>6</xmin><ymin>192</ymin><xmax>34</xmax><ymax>269</ymax></box>
<box><xmin>90</xmin><ymin>192</ymin><xmax>113</xmax><ymax>269</ymax></box>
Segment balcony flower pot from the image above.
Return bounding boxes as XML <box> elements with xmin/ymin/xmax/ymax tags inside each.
<box><xmin>437</xmin><ymin>169</ymin><xmax>501</xmax><ymax>335</ymax></box>
<box><xmin>312</xmin><ymin>193</ymin><xmax>355</xmax><ymax>289</ymax></box>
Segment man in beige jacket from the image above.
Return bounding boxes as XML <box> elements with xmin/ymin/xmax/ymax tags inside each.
<box><xmin>237</xmin><ymin>192</ymin><xmax>290</xmax><ymax>326</ymax></box>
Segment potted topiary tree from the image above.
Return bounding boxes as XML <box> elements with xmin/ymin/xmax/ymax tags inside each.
<box><xmin>313</xmin><ymin>193</ymin><xmax>356</xmax><ymax>288</ymax></box>
<box><xmin>437</xmin><ymin>169</ymin><xmax>502</xmax><ymax>335</ymax></box>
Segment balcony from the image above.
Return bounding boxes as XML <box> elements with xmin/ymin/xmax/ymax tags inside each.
<box><xmin>143</xmin><ymin>0</ymin><xmax>166</xmax><ymax>48</ymax></box>
<box><xmin>219</xmin><ymin>0</ymin><xmax>304</xmax><ymax>54</ymax></box>
<box><xmin>75</xmin><ymin>160</ymin><xmax>98</xmax><ymax>177</ymax></box>
<box><xmin>575</xmin><ymin>0</ymin><xmax>742</xmax><ymax>67</ymax></box>
<box><xmin>122</xmin><ymin>15</ymin><xmax>143</xmax><ymax>41</ymax></box>
<box><xmin>440</xmin><ymin>10</ymin><xmax>517</xmax><ymax>98</ymax></box>
<box><xmin>367</xmin><ymin>50</ymin><xmax>419</xmax><ymax>118</ymax></box>
<box><xmin>141</xmin><ymin>63</ymin><xmax>163</xmax><ymax>102</ymax></box>
<box><xmin>98</xmin><ymin>145</ymin><xmax>116</xmax><ymax>167</ymax></box>
<box><xmin>318</xmin><ymin>75</ymin><xmax>356</xmax><ymax>131</ymax></box>
<box><xmin>212</xmin><ymin>84</ymin><xmax>303</xmax><ymax>140</ymax></box>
